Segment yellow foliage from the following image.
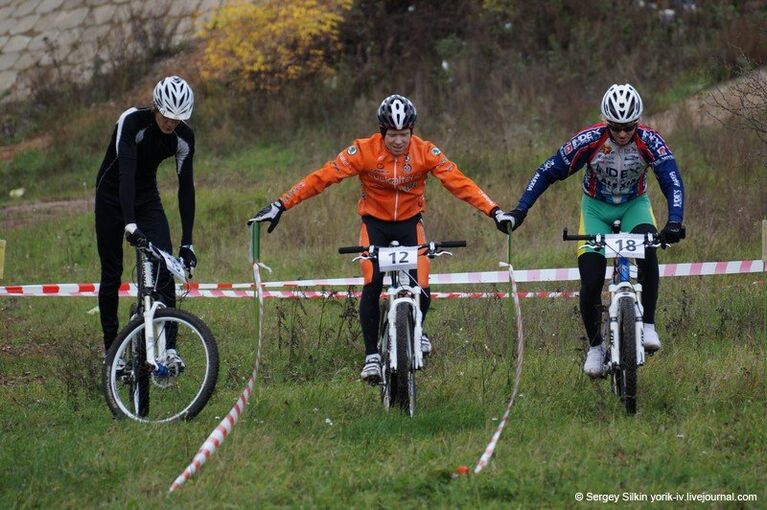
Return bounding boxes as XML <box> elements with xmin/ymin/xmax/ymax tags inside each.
<box><xmin>199</xmin><ymin>0</ymin><xmax>353</xmax><ymax>92</ymax></box>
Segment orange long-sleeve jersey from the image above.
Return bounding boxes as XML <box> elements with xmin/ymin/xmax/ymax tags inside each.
<box><xmin>278</xmin><ymin>133</ymin><xmax>499</xmax><ymax>221</ymax></box>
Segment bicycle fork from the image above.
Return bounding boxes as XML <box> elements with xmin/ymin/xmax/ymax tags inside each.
<box><xmin>139</xmin><ymin>255</ymin><xmax>170</xmax><ymax>375</ymax></box>
<box><xmin>387</xmin><ymin>295</ymin><xmax>424</xmax><ymax>372</ymax></box>
<box><xmin>606</xmin><ymin>284</ymin><xmax>646</xmax><ymax>370</ymax></box>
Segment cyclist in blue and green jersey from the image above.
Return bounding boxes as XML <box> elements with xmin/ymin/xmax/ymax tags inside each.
<box><xmin>504</xmin><ymin>84</ymin><xmax>685</xmax><ymax>377</ymax></box>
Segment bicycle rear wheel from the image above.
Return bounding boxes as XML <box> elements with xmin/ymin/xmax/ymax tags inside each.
<box><xmin>393</xmin><ymin>302</ymin><xmax>416</xmax><ymax>417</ymax></box>
<box><xmin>102</xmin><ymin>308</ymin><xmax>219</xmax><ymax>423</ymax></box>
<box><xmin>617</xmin><ymin>297</ymin><xmax>637</xmax><ymax>415</ymax></box>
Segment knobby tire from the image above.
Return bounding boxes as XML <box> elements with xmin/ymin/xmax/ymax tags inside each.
<box><xmin>394</xmin><ymin>303</ymin><xmax>416</xmax><ymax>416</ymax></box>
<box><xmin>618</xmin><ymin>297</ymin><xmax>637</xmax><ymax>415</ymax></box>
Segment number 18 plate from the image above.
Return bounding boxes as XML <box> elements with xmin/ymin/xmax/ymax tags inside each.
<box><xmin>602</xmin><ymin>234</ymin><xmax>646</xmax><ymax>259</ymax></box>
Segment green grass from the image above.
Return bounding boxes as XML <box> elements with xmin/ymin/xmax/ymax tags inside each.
<box><xmin>1</xmin><ymin>279</ymin><xmax>763</xmax><ymax>508</ymax></box>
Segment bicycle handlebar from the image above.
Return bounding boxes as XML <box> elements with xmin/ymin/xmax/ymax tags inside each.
<box><xmin>562</xmin><ymin>226</ymin><xmax>686</xmax><ymax>245</ymax></box>
<box><xmin>137</xmin><ymin>243</ymin><xmax>193</xmax><ymax>280</ymax></box>
<box><xmin>338</xmin><ymin>240</ymin><xmax>467</xmax><ymax>255</ymax></box>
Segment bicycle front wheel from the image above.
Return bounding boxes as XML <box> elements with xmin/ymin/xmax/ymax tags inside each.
<box><xmin>102</xmin><ymin>308</ymin><xmax>219</xmax><ymax>423</ymax></box>
<box><xmin>617</xmin><ymin>297</ymin><xmax>637</xmax><ymax>415</ymax></box>
<box><xmin>393</xmin><ymin>302</ymin><xmax>416</xmax><ymax>417</ymax></box>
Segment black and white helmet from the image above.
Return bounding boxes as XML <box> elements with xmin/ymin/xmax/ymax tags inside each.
<box><xmin>153</xmin><ymin>76</ymin><xmax>194</xmax><ymax>121</ymax></box>
<box><xmin>601</xmin><ymin>83</ymin><xmax>643</xmax><ymax>124</ymax></box>
<box><xmin>377</xmin><ymin>94</ymin><xmax>417</xmax><ymax>131</ymax></box>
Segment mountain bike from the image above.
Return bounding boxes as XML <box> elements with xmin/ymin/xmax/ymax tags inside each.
<box><xmin>339</xmin><ymin>240</ymin><xmax>466</xmax><ymax>417</ymax></box>
<box><xmin>102</xmin><ymin>243</ymin><xmax>219</xmax><ymax>423</ymax></box>
<box><xmin>563</xmin><ymin>221</ymin><xmax>684</xmax><ymax>415</ymax></box>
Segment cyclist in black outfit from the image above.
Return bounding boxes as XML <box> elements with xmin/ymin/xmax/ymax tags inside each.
<box><xmin>95</xmin><ymin>76</ymin><xmax>197</xmax><ymax>365</ymax></box>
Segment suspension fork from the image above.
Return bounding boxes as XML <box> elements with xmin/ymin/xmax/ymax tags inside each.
<box><xmin>139</xmin><ymin>251</ymin><xmax>165</xmax><ymax>370</ymax></box>
<box><xmin>387</xmin><ymin>295</ymin><xmax>420</xmax><ymax>372</ymax></box>
<box><xmin>608</xmin><ymin>257</ymin><xmax>645</xmax><ymax>368</ymax></box>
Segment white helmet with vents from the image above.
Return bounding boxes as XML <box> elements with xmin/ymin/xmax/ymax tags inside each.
<box><xmin>377</xmin><ymin>94</ymin><xmax>417</xmax><ymax>131</ymax></box>
<box><xmin>153</xmin><ymin>76</ymin><xmax>194</xmax><ymax>121</ymax></box>
<box><xmin>601</xmin><ymin>83</ymin><xmax>643</xmax><ymax>124</ymax></box>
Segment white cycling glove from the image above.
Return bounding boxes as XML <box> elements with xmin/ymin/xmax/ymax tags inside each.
<box><xmin>247</xmin><ymin>200</ymin><xmax>285</xmax><ymax>233</ymax></box>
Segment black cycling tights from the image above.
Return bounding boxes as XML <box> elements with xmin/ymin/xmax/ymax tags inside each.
<box><xmin>578</xmin><ymin>223</ymin><xmax>659</xmax><ymax>347</ymax></box>
<box><xmin>96</xmin><ymin>196</ymin><xmax>175</xmax><ymax>351</ymax></box>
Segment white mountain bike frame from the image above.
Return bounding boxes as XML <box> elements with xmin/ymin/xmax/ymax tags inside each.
<box><xmin>564</xmin><ymin>221</ymin><xmax>684</xmax><ymax>414</ymax></box>
<box><xmin>136</xmin><ymin>243</ymin><xmax>189</xmax><ymax>373</ymax></box>
<box><xmin>339</xmin><ymin>240</ymin><xmax>465</xmax><ymax>416</ymax></box>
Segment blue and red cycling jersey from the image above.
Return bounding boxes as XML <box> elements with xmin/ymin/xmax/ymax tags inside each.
<box><xmin>515</xmin><ymin>123</ymin><xmax>684</xmax><ymax>222</ymax></box>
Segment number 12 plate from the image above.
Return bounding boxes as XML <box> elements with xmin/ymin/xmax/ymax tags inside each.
<box><xmin>378</xmin><ymin>246</ymin><xmax>418</xmax><ymax>271</ymax></box>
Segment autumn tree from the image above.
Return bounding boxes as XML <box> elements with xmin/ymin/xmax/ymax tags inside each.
<box><xmin>199</xmin><ymin>0</ymin><xmax>352</xmax><ymax>92</ymax></box>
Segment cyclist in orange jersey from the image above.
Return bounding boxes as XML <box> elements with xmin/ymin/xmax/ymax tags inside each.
<box><xmin>249</xmin><ymin>94</ymin><xmax>514</xmax><ymax>382</ymax></box>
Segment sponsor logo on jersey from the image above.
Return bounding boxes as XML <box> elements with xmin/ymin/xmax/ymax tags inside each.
<box><xmin>403</xmin><ymin>164</ymin><xmax>412</xmax><ymax>173</ymax></box>
<box><xmin>526</xmin><ymin>172</ymin><xmax>540</xmax><ymax>191</ymax></box>
<box><xmin>347</xmin><ymin>145</ymin><xmax>358</xmax><ymax>155</ymax></box>
<box><xmin>657</xmin><ymin>146</ymin><xmax>667</xmax><ymax>156</ymax></box>
<box><xmin>673</xmin><ymin>189</ymin><xmax>683</xmax><ymax>208</ymax></box>
<box><xmin>282</xmin><ymin>183</ymin><xmax>306</xmax><ymax>201</ymax></box>
<box><xmin>371</xmin><ymin>172</ymin><xmax>417</xmax><ymax>187</ymax></box>
<box><xmin>600</xmin><ymin>145</ymin><xmax>611</xmax><ymax>154</ymax></box>
<box><xmin>431</xmin><ymin>147</ymin><xmax>441</xmax><ymax>156</ymax></box>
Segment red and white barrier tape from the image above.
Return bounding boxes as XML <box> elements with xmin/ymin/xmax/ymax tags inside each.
<box><xmin>0</xmin><ymin>286</ymin><xmax>579</xmax><ymax>299</ymax></box>
<box><xmin>169</xmin><ymin>262</ymin><xmax>270</xmax><ymax>493</ymax></box>
<box><xmin>1</xmin><ymin>259</ymin><xmax>762</xmax><ymax>298</ymax></box>
<box><xmin>474</xmin><ymin>263</ymin><xmax>525</xmax><ymax>474</ymax></box>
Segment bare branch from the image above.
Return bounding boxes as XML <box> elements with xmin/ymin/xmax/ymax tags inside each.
<box><xmin>707</xmin><ymin>66</ymin><xmax>767</xmax><ymax>146</ymax></box>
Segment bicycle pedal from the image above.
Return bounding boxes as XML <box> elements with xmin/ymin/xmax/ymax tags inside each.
<box><xmin>645</xmin><ymin>350</ymin><xmax>656</xmax><ymax>357</ymax></box>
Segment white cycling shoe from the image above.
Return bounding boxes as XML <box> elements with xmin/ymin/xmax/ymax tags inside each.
<box><xmin>166</xmin><ymin>349</ymin><xmax>186</xmax><ymax>374</ymax></box>
<box><xmin>583</xmin><ymin>344</ymin><xmax>606</xmax><ymax>378</ymax></box>
<box><xmin>360</xmin><ymin>354</ymin><xmax>382</xmax><ymax>383</ymax></box>
<box><xmin>642</xmin><ymin>324</ymin><xmax>661</xmax><ymax>352</ymax></box>
<box><xmin>420</xmin><ymin>334</ymin><xmax>432</xmax><ymax>356</ymax></box>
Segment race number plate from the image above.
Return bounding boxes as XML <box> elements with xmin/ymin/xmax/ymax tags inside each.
<box><xmin>378</xmin><ymin>246</ymin><xmax>418</xmax><ymax>271</ymax></box>
<box><xmin>602</xmin><ymin>234</ymin><xmax>646</xmax><ymax>259</ymax></box>
<box><xmin>158</xmin><ymin>248</ymin><xmax>188</xmax><ymax>282</ymax></box>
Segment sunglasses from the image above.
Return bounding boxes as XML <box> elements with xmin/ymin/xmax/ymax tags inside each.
<box><xmin>607</xmin><ymin>122</ymin><xmax>638</xmax><ymax>133</ymax></box>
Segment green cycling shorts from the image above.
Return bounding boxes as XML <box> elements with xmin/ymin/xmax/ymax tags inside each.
<box><xmin>577</xmin><ymin>194</ymin><xmax>657</xmax><ymax>256</ymax></box>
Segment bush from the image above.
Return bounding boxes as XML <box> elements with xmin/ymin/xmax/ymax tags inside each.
<box><xmin>199</xmin><ymin>0</ymin><xmax>353</xmax><ymax>92</ymax></box>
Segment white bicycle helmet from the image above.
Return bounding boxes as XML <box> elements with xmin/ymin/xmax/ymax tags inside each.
<box><xmin>377</xmin><ymin>94</ymin><xmax>417</xmax><ymax>131</ymax></box>
<box><xmin>601</xmin><ymin>83</ymin><xmax>643</xmax><ymax>124</ymax></box>
<box><xmin>153</xmin><ymin>76</ymin><xmax>194</xmax><ymax>121</ymax></box>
